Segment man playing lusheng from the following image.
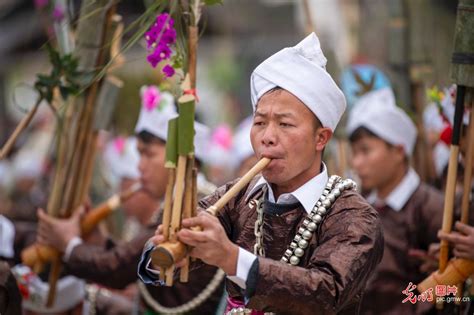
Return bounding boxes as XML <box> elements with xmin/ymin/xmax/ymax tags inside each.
<box><xmin>139</xmin><ymin>33</ymin><xmax>384</xmax><ymax>315</ymax></box>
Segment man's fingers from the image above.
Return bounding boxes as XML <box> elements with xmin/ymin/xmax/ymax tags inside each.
<box><xmin>181</xmin><ymin>212</ymin><xmax>218</xmax><ymax>230</ymax></box>
<box><xmin>455</xmin><ymin>221</ymin><xmax>474</xmax><ymax>235</ymax></box>
<box><xmin>177</xmin><ymin>228</ymin><xmax>209</xmax><ymax>246</ymax></box>
<box><xmin>37</xmin><ymin>208</ymin><xmax>55</xmax><ymax>225</ymax></box>
<box><xmin>453</xmin><ymin>248</ymin><xmax>471</xmax><ymax>259</ymax></box>
<box><xmin>72</xmin><ymin>206</ymin><xmax>85</xmax><ymax>220</ymax></box>
<box><xmin>151</xmin><ymin>235</ymin><xmax>165</xmax><ymax>246</ymax></box>
<box><xmin>438</xmin><ymin>231</ymin><xmax>467</xmax><ymax>244</ymax></box>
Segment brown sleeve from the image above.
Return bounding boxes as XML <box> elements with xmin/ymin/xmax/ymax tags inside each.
<box><xmin>246</xmin><ymin>193</ymin><xmax>384</xmax><ymax>314</ymax></box>
<box><xmin>65</xmin><ymin>229</ymin><xmax>152</xmax><ymax>289</ymax></box>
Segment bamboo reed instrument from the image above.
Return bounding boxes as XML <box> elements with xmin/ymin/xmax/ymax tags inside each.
<box><xmin>418</xmin><ymin>258</ymin><xmax>474</xmax><ymax>296</ymax></box>
<box><xmin>21</xmin><ymin>183</ymin><xmax>141</xmax><ymax>268</ymax></box>
<box><xmin>150</xmin><ymin>157</ymin><xmax>271</xmax><ymax>271</ymax></box>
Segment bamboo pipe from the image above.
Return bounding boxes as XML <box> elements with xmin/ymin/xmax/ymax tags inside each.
<box><xmin>439</xmin><ymin>86</ymin><xmax>466</xmax><ymax>272</ymax></box>
<box><xmin>0</xmin><ymin>98</ymin><xmax>41</xmax><ymax>160</ymax></box>
<box><xmin>21</xmin><ymin>183</ymin><xmax>141</xmax><ymax>268</ymax></box>
<box><xmin>418</xmin><ymin>258</ymin><xmax>474</xmax><ymax>297</ymax></box>
<box><xmin>456</xmin><ymin>97</ymin><xmax>474</xmax><ymax>304</ymax></box>
<box><xmin>151</xmin><ymin>157</ymin><xmax>271</xmax><ymax>269</ymax></box>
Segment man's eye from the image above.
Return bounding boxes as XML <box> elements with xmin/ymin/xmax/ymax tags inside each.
<box><xmin>254</xmin><ymin>121</ymin><xmax>264</xmax><ymax>126</ymax></box>
<box><xmin>280</xmin><ymin>122</ymin><xmax>293</xmax><ymax>127</ymax></box>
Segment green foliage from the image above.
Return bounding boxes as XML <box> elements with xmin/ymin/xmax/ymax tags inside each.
<box><xmin>34</xmin><ymin>45</ymin><xmax>81</xmax><ymax>103</ymax></box>
<box><xmin>204</xmin><ymin>0</ymin><xmax>223</xmax><ymax>5</ymax></box>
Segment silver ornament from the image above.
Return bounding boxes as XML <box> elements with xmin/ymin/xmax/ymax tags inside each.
<box><xmin>313</xmin><ymin>214</ymin><xmax>322</xmax><ymax>223</ymax></box>
<box><xmin>322</xmin><ymin>199</ymin><xmax>331</xmax><ymax>208</ymax></box>
<box><xmin>290</xmin><ymin>255</ymin><xmax>300</xmax><ymax>265</ymax></box>
<box><xmin>298</xmin><ymin>239</ymin><xmax>308</xmax><ymax>249</ymax></box>
<box><xmin>307</xmin><ymin>222</ymin><xmax>317</xmax><ymax>232</ymax></box>
<box><xmin>294</xmin><ymin>247</ymin><xmax>304</xmax><ymax>257</ymax></box>
<box><xmin>302</xmin><ymin>230</ymin><xmax>313</xmax><ymax>240</ymax></box>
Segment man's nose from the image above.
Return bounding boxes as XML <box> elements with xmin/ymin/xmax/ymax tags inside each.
<box><xmin>261</xmin><ymin>123</ymin><xmax>277</xmax><ymax>146</ymax></box>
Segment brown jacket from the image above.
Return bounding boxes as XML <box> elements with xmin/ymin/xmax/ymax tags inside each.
<box><xmin>360</xmin><ymin>183</ymin><xmax>444</xmax><ymax>315</ymax></box>
<box><xmin>197</xmin><ymin>176</ymin><xmax>384</xmax><ymax>315</ymax></box>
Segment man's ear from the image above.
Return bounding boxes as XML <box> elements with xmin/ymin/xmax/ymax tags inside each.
<box><xmin>315</xmin><ymin>127</ymin><xmax>333</xmax><ymax>151</ymax></box>
<box><xmin>393</xmin><ymin>144</ymin><xmax>407</xmax><ymax>163</ymax></box>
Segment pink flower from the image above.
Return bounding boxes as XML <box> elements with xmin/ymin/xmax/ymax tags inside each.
<box><xmin>52</xmin><ymin>5</ymin><xmax>65</xmax><ymax>22</ymax></box>
<box><xmin>162</xmin><ymin>64</ymin><xmax>175</xmax><ymax>77</ymax></box>
<box><xmin>141</xmin><ymin>86</ymin><xmax>161</xmax><ymax>111</ymax></box>
<box><xmin>34</xmin><ymin>0</ymin><xmax>48</xmax><ymax>9</ymax></box>
<box><xmin>113</xmin><ymin>137</ymin><xmax>126</xmax><ymax>154</ymax></box>
<box><xmin>212</xmin><ymin>125</ymin><xmax>233</xmax><ymax>150</ymax></box>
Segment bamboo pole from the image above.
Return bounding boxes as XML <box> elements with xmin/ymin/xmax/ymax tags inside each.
<box><xmin>439</xmin><ymin>86</ymin><xmax>466</xmax><ymax>273</ymax></box>
<box><xmin>0</xmin><ymin>98</ymin><xmax>41</xmax><ymax>160</ymax></box>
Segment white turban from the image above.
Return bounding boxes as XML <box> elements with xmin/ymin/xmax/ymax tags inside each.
<box><xmin>250</xmin><ymin>33</ymin><xmax>346</xmax><ymax>131</ymax></box>
<box><xmin>347</xmin><ymin>88</ymin><xmax>417</xmax><ymax>156</ymax></box>
<box><xmin>103</xmin><ymin>137</ymin><xmax>140</xmax><ymax>181</ymax></box>
<box><xmin>134</xmin><ymin>86</ymin><xmax>178</xmax><ymax>142</ymax></box>
<box><xmin>134</xmin><ymin>86</ymin><xmax>210</xmax><ymax>162</ymax></box>
<box><xmin>0</xmin><ymin>215</ymin><xmax>14</xmax><ymax>259</ymax></box>
<box><xmin>194</xmin><ymin>121</ymin><xmax>211</xmax><ymax>163</ymax></box>
<box><xmin>232</xmin><ymin>116</ymin><xmax>255</xmax><ymax>166</ymax></box>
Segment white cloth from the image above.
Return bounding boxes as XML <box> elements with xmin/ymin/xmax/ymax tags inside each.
<box><xmin>228</xmin><ymin>164</ymin><xmax>329</xmax><ymax>289</ymax></box>
<box><xmin>347</xmin><ymin>88</ymin><xmax>417</xmax><ymax>156</ymax></box>
<box><xmin>433</xmin><ymin>142</ymin><xmax>450</xmax><ymax>176</ymax></box>
<box><xmin>63</xmin><ymin>236</ymin><xmax>83</xmax><ymax>262</ymax></box>
<box><xmin>366</xmin><ymin>168</ymin><xmax>420</xmax><ymax>212</ymax></box>
<box><xmin>250</xmin><ymin>32</ymin><xmax>346</xmax><ymax>131</ymax></box>
<box><xmin>231</xmin><ymin>116</ymin><xmax>255</xmax><ymax>167</ymax></box>
<box><xmin>134</xmin><ymin>88</ymin><xmax>178</xmax><ymax>142</ymax></box>
<box><xmin>134</xmin><ymin>86</ymin><xmax>209</xmax><ymax>162</ymax></box>
<box><xmin>194</xmin><ymin>121</ymin><xmax>211</xmax><ymax>163</ymax></box>
<box><xmin>0</xmin><ymin>215</ymin><xmax>15</xmax><ymax>258</ymax></box>
<box><xmin>103</xmin><ymin>137</ymin><xmax>140</xmax><ymax>180</ymax></box>
<box><xmin>12</xmin><ymin>265</ymin><xmax>85</xmax><ymax>313</ymax></box>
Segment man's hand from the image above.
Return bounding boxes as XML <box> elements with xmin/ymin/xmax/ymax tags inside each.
<box><xmin>177</xmin><ymin>212</ymin><xmax>239</xmax><ymax>275</ymax></box>
<box><xmin>438</xmin><ymin>221</ymin><xmax>474</xmax><ymax>260</ymax></box>
<box><xmin>37</xmin><ymin>206</ymin><xmax>84</xmax><ymax>252</ymax></box>
<box><xmin>409</xmin><ymin>243</ymin><xmax>440</xmax><ymax>273</ymax></box>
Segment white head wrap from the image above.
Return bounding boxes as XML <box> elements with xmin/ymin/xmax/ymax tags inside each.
<box><xmin>347</xmin><ymin>88</ymin><xmax>417</xmax><ymax>156</ymax></box>
<box><xmin>231</xmin><ymin>116</ymin><xmax>255</xmax><ymax>167</ymax></box>
<box><xmin>134</xmin><ymin>86</ymin><xmax>178</xmax><ymax>142</ymax></box>
<box><xmin>194</xmin><ymin>121</ymin><xmax>211</xmax><ymax>163</ymax></box>
<box><xmin>134</xmin><ymin>85</ymin><xmax>210</xmax><ymax>162</ymax></box>
<box><xmin>0</xmin><ymin>215</ymin><xmax>14</xmax><ymax>259</ymax></box>
<box><xmin>103</xmin><ymin>137</ymin><xmax>140</xmax><ymax>180</ymax></box>
<box><xmin>250</xmin><ymin>33</ymin><xmax>346</xmax><ymax>131</ymax></box>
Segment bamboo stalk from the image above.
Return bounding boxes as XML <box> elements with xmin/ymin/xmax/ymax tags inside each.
<box><xmin>439</xmin><ymin>86</ymin><xmax>466</xmax><ymax>273</ymax></box>
<box><xmin>302</xmin><ymin>0</ymin><xmax>315</xmax><ymax>34</ymax></box>
<box><xmin>169</xmin><ymin>156</ymin><xmax>187</xmax><ymax>242</ymax></box>
<box><xmin>188</xmin><ymin>26</ymin><xmax>198</xmax><ymax>89</ymax></box>
<box><xmin>179</xmin><ymin>156</ymin><xmax>194</xmax><ymax>283</ymax></box>
<box><xmin>162</xmin><ymin>169</ymin><xmax>176</xmax><ymax>241</ymax></box>
<box><xmin>0</xmin><ymin>98</ymin><xmax>41</xmax><ymax>160</ymax></box>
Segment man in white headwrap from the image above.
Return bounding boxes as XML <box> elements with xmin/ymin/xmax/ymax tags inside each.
<box><xmin>139</xmin><ymin>33</ymin><xmax>383</xmax><ymax>315</ymax></box>
<box><xmin>347</xmin><ymin>88</ymin><xmax>443</xmax><ymax>315</ymax></box>
<box><xmin>38</xmin><ymin>86</ymin><xmax>224</xmax><ymax>314</ymax></box>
